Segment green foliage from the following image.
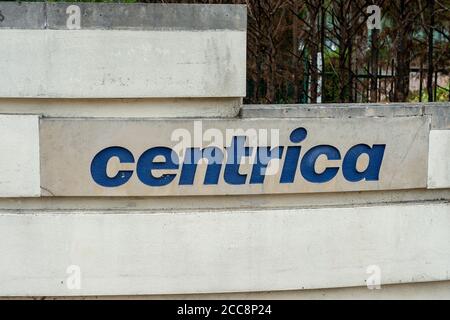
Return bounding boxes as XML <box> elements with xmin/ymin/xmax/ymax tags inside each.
<box><xmin>410</xmin><ymin>87</ymin><xmax>450</xmax><ymax>102</ymax></box>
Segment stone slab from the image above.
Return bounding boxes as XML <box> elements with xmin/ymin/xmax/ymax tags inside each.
<box><xmin>0</xmin><ymin>98</ymin><xmax>242</xmax><ymax>118</ymax></box>
<box><xmin>242</xmin><ymin>103</ymin><xmax>450</xmax><ymax>130</ymax></box>
<box><xmin>39</xmin><ymin>116</ymin><xmax>430</xmax><ymax>197</ymax></box>
<box><xmin>0</xmin><ymin>29</ymin><xmax>246</xmax><ymax>98</ymax></box>
<box><xmin>0</xmin><ymin>2</ymin><xmax>45</xmax><ymax>29</ymax></box>
<box><xmin>46</xmin><ymin>3</ymin><xmax>247</xmax><ymax>31</ymax></box>
<box><xmin>0</xmin><ymin>2</ymin><xmax>246</xmax><ymax>31</ymax></box>
<box><xmin>0</xmin><ymin>202</ymin><xmax>448</xmax><ymax>296</ymax></box>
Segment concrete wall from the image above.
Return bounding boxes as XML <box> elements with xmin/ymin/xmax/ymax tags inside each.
<box><xmin>1</xmin><ymin>104</ymin><xmax>446</xmax><ymax>199</ymax></box>
<box><xmin>0</xmin><ymin>103</ymin><xmax>448</xmax><ymax>298</ymax></box>
<box><xmin>0</xmin><ymin>2</ymin><xmax>448</xmax><ymax>299</ymax></box>
<box><xmin>0</xmin><ymin>203</ymin><xmax>448</xmax><ymax>297</ymax></box>
<box><xmin>7</xmin><ymin>281</ymin><xmax>448</xmax><ymax>300</ymax></box>
<box><xmin>0</xmin><ymin>2</ymin><xmax>246</xmax><ymax>117</ymax></box>
<box><xmin>0</xmin><ymin>115</ymin><xmax>40</xmax><ymax>197</ymax></box>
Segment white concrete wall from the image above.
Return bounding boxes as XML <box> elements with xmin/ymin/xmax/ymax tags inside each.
<box><xmin>0</xmin><ymin>98</ymin><xmax>242</xmax><ymax>118</ymax></box>
<box><xmin>0</xmin><ymin>107</ymin><xmax>447</xmax><ymax>298</ymax></box>
<box><xmin>428</xmin><ymin>130</ymin><xmax>450</xmax><ymax>189</ymax></box>
<box><xmin>0</xmin><ymin>202</ymin><xmax>448</xmax><ymax>297</ymax></box>
<box><xmin>0</xmin><ymin>29</ymin><xmax>246</xmax><ymax>98</ymax></box>
<box><xmin>0</xmin><ymin>115</ymin><xmax>40</xmax><ymax>197</ymax></box>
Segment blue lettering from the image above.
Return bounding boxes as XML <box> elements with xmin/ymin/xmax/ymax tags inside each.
<box><xmin>224</xmin><ymin>136</ymin><xmax>252</xmax><ymax>185</ymax></box>
<box><xmin>250</xmin><ymin>147</ymin><xmax>284</xmax><ymax>184</ymax></box>
<box><xmin>280</xmin><ymin>128</ymin><xmax>307</xmax><ymax>183</ymax></box>
<box><xmin>89</xmin><ymin>128</ymin><xmax>386</xmax><ymax>189</ymax></box>
<box><xmin>342</xmin><ymin>144</ymin><xmax>386</xmax><ymax>182</ymax></box>
<box><xmin>300</xmin><ymin>145</ymin><xmax>341</xmax><ymax>183</ymax></box>
<box><xmin>179</xmin><ymin>147</ymin><xmax>224</xmax><ymax>185</ymax></box>
<box><xmin>136</xmin><ymin>147</ymin><xmax>179</xmax><ymax>187</ymax></box>
<box><xmin>91</xmin><ymin>147</ymin><xmax>134</xmax><ymax>187</ymax></box>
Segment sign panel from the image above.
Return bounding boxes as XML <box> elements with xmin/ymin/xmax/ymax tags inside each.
<box><xmin>40</xmin><ymin>117</ymin><xmax>430</xmax><ymax>196</ymax></box>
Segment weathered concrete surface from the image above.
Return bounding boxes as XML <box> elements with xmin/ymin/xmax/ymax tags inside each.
<box><xmin>0</xmin><ymin>29</ymin><xmax>246</xmax><ymax>98</ymax></box>
<box><xmin>428</xmin><ymin>130</ymin><xmax>450</xmax><ymax>189</ymax></box>
<box><xmin>39</xmin><ymin>117</ymin><xmax>429</xmax><ymax>197</ymax></box>
<box><xmin>0</xmin><ymin>103</ymin><xmax>447</xmax><ymax>298</ymax></box>
<box><xmin>0</xmin><ymin>189</ymin><xmax>448</xmax><ymax>212</ymax></box>
<box><xmin>0</xmin><ymin>115</ymin><xmax>40</xmax><ymax>197</ymax></box>
<box><xmin>0</xmin><ymin>100</ymin><xmax>445</xmax><ymax>121</ymax></box>
<box><xmin>242</xmin><ymin>103</ymin><xmax>450</xmax><ymax>129</ymax></box>
<box><xmin>0</xmin><ymin>98</ymin><xmax>242</xmax><ymax>118</ymax></box>
<box><xmin>47</xmin><ymin>3</ymin><xmax>247</xmax><ymax>31</ymax></box>
<box><xmin>0</xmin><ymin>2</ymin><xmax>246</xmax><ymax>31</ymax></box>
<box><xmin>0</xmin><ymin>3</ymin><xmax>246</xmax><ymax>98</ymax></box>
<box><xmin>425</xmin><ymin>104</ymin><xmax>450</xmax><ymax>130</ymax></box>
<box><xmin>0</xmin><ymin>2</ymin><xmax>45</xmax><ymax>29</ymax></box>
<box><xmin>242</xmin><ymin>103</ymin><xmax>424</xmax><ymax>118</ymax></box>
<box><xmin>0</xmin><ymin>202</ymin><xmax>448</xmax><ymax>296</ymax></box>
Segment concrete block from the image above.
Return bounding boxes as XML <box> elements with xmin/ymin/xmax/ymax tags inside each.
<box><xmin>0</xmin><ymin>29</ymin><xmax>246</xmax><ymax>98</ymax></box>
<box><xmin>241</xmin><ymin>103</ymin><xmax>425</xmax><ymax>119</ymax></box>
<box><xmin>0</xmin><ymin>98</ymin><xmax>242</xmax><ymax>119</ymax></box>
<box><xmin>0</xmin><ymin>115</ymin><xmax>40</xmax><ymax>197</ymax></box>
<box><xmin>424</xmin><ymin>104</ymin><xmax>450</xmax><ymax>130</ymax></box>
<box><xmin>0</xmin><ymin>2</ymin><xmax>246</xmax><ymax>31</ymax></box>
<box><xmin>0</xmin><ymin>3</ymin><xmax>247</xmax><ymax>99</ymax></box>
<box><xmin>241</xmin><ymin>103</ymin><xmax>450</xmax><ymax>130</ymax></box>
<box><xmin>0</xmin><ymin>202</ymin><xmax>448</xmax><ymax>296</ymax></box>
<box><xmin>428</xmin><ymin>130</ymin><xmax>450</xmax><ymax>189</ymax></box>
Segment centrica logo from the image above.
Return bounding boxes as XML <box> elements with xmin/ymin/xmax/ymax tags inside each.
<box><xmin>90</xmin><ymin>127</ymin><xmax>386</xmax><ymax>188</ymax></box>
